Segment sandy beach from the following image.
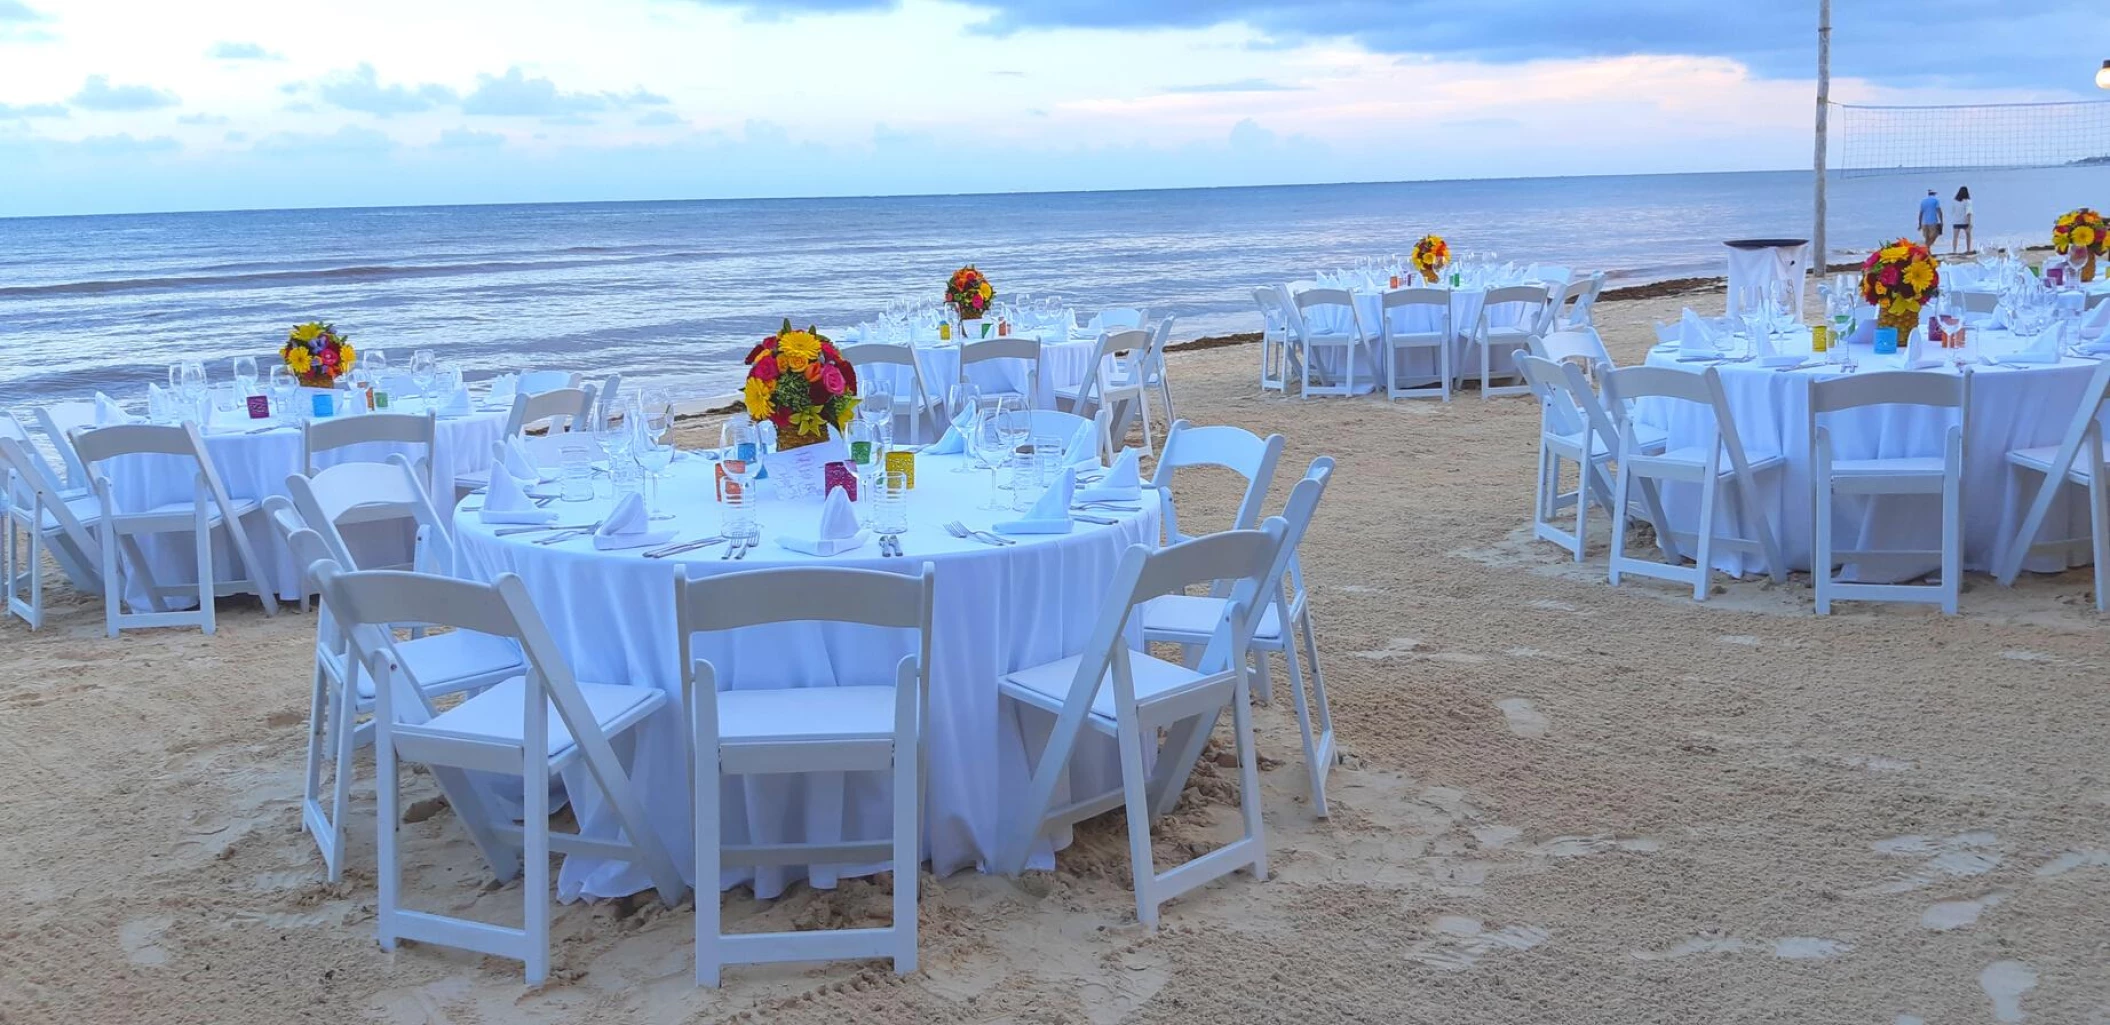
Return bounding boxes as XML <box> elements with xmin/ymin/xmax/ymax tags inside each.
<box><xmin>4</xmin><ymin>283</ymin><xmax>2108</xmax><ymax>1024</ymax></box>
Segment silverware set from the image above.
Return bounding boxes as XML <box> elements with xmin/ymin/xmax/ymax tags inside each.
<box><xmin>720</xmin><ymin>536</ymin><xmax>756</xmax><ymax>560</ymax></box>
<box><xmin>493</xmin><ymin>522</ymin><xmax>597</xmax><ymax>537</ymax></box>
<box><xmin>944</xmin><ymin>520</ymin><xmax>1013</xmax><ymax>547</ymax></box>
<box><xmin>643</xmin><ymin>536</ymin><xmax>726</xmax><ymax>559</ymax></box>
<box><xmin>532</xmin><ymin>521</ymin><xmax>603</xmax><ymax>545</ymax></box>
<box><xmin>878</xmin><ymin>534</ymin><xmax>903</xmax><ymax>557</ymax></box>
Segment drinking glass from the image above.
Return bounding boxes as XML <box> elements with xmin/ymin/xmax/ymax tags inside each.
<box><xmin>410</xmin><ymin>350</ymin><xmax>438</xmax><ymax>405</ymax></box>
<box><xmin>966</xmin><ymin>408</ymin><xmax>1007</xmax><ymax>510</ymax></box>
<box><xmin>634</xmin><ymin>431</ymin><xmax>675</xmax><ymax>521</ymax></box>
<box><xmin>600</xmin><ymin>417</ymin><xmax>639</xmax><ymax>494</ymax></box>
<box><xmin>179</xmin><ymin>361</ymin><xmax>207</xmax><ymax>401</ymax></box>
<box><xmin>873</xmin><ymin>471</ymin><xmax>910</xmax><ymax>536</ymax></box>
<box><xmin>268</xmin><ymin>365</ymin><xmax>297</xmax><ymax>421</ymax></box>
<box><xmin>559</xmin><ymin>444</ymin><xmax>595</xmax><ymax>502</ymax></box>
<box><xmin>996</xmin><ymin>406</ymin><xmax>1030</xmax><ymax>492</ymax></box>
<box><xmin>719</xmin><ymin>418</ymin><xmax>759</xmax><ymax>464</ymax></box>
<box><xmin>168</xmin><ymin>363</ymin><xmax>183</xmax><ymax>394</ymax></box>
<box><xmin>232</xmin><ymin>356</ymin><xmax>258</xmax><ymax>397</ymax></box>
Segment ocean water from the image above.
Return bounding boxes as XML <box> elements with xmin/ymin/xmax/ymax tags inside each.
<box><xmin>2</xmin><ymin>166</ymin><xmax>2101</xmax><ymax>407</ymax></box>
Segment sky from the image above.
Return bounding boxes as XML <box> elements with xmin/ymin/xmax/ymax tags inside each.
<box><xmin>0</xmin><ymin>0</ymin><xmax>2103</xmax><ymax>217</ymax></box>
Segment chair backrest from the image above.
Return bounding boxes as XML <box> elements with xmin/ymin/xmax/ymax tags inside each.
<box><xmin>1808</xmin><ymin>370</ymin><xmax>1968</xmax><ymax>463</ymax></box>
<box><xmin>1148</xmin><ymin>419</ymin><xmax>1286</xmax><ymax>544</ymax></box>
<box><xmin>1091</xmin><ymin>308</ymin><xmax>1144</xmax><ymax>331</ymax></box>
<box><xmin>0</xmin><ymin>413</ymin><xmax>74</xmax><ymax>505</ymax></box>
<box><xmin>72</xmin><ymin>422</ymin><xmax>252</xmax><ymax>536</ymax></box>
<box><xmin>1270</xmin><ymin>458</ymin><xmax>1334</xmax><ymax>615</ymax></box>
<box><xmin>1293</xmin><ymin>288</ymin><xmax>1362</xmax><ymax>342</ymax></box>
<box><xmin>1480</xmin><ymin>285</ymin><xmax>1553</xmax><ymax>335</ymax></box>
<box><xmin>1604</xmin><ymin>365</ymin><xmax>1757</xmax><ymax>472</ymax></box>
<box><xmin>1023</xmin><ymin>409</ymin><xmax>1100</xmax><ymax>463</ymax></box>
<box><xmin>516</xmin><ymin>370</ymin><xmax>580</xmax><ymax>396</ymax></box>
<box><xmin>505</xmin><ymin>385</ymin><xmax>595</xmax><ymax>437</ymax></box>
<box><xmin>1958</xmin><ymin>291</ymin><xmax>1999</xmax><ymax>315</ymax></box>
<box><xmin>1142</xmin><ymin>316</ymin><xmax>1175</xmax><ymax>378</ymax></box>
<box><xmin>1070</xmin><ymin>329</ymin><xmax>1147</xmax><ymax>414</ymax></box>
<box><xmin>1516</xmin><ymin>354</ymin><xmax>1590</xmax><ymax>440</ymax></box>
<box><xmin>0</xmin><ymin>436</ymin><xmax>102</xmax><ymax>564</ymax></box>
<box><xmin>33</xmin><ymin>401</ymin><xmax>96</xmax><ymax>489</ymax></box>
<box><xmin>959</xmin><ymin>337</ymin><xmax>1040</xmax><ymax>400</ymax></box>
<box><xmin>1566</xmin><ymin>271</ymin><xmax>1607</xmax><ymax>327</ymax></box>
<box><xmin>1377</xmin><ymin>287</ymin><xmax>1451</xmax><ymax>343</ymax></box>
<box><xmin>302</xmin><ymin>411</ymin><xmax>436</xmax><ymax>491</ymax></box>
<box><xmin>1550</xmin><ymin>277</ymin><xmax>1593</xmax><ymax>326</ymax></box>
<box><xmin>1531</xmin><ymin>330</ymin><xmax>1613</xmax><ymax>376</ymax></box>
<box><xmin>286</xmin><ymin>454</ymin><xmax>453</xmax><ymax>572</ymax></box>
<box><xmin>591</xmin><ymin>374</ymin><xmax>624</xmax><ymax>431</ymax></box>
<box><xmin>1252</xmin><ymin>286</ymin><xmax>1291</xmax><ymax>336</ymax></box>
<box><xmin>840</xmin><ymin>342</ymin><xmax>935</xmax><ymax>445</ymax></box>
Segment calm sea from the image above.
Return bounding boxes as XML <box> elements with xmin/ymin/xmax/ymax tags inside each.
<box><xmin>2</xmin><ymin>167</ymin><xmax>2102</xmax><ymax>406</ymax></box>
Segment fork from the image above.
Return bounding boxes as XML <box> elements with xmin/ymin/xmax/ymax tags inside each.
<box><xmin>644</xmin><ymin>536</ymin><xmax>725</xmax><ymax>559</ymax></box>
<box><xmin>532</xmin><ymin>522</ymin><xmax>601</xmax><ymax>545</ymax></box>
<box><xmin>732</xmin><ymin>536</ymin><xmax>753</xmax><ymax>560</ymax></box>
<box><xmin>721</xmin><ymin>536</ymin><xmax>750</xmax><ymax>560</ymax></box>
<box><xmin>495</xmin><ymin>523</ymin><xmax>595</xmax><ymax>536</ymax></box>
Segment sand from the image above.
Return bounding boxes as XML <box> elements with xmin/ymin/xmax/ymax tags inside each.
<box><xmin>4</xmin><ymin>282</ymin><xmax>2109</xmax><ymax>1024</ymax></box>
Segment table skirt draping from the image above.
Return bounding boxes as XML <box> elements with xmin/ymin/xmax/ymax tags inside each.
<box><xmin>861</xmin><ymin>335</ymin><xmax>1097</xmax><ymax>411</ymax></box>
<box><xmin>1635</xmin><ymin>346</ymin><xmax>2102</xmax><ymax>580</ymax></box>
<box><xmin>450</xmin><ymin>453</ymin><xmax>1160</xmax><ymax>900</ymax></box>
<box><xmin>1301</xmin><ymin>286</ymin><xmax>1534</xmax><ymax>391</ymax></box>
<box><xmin>102</xmin><ymin>407</ymin><xmax>507</xmax><ymax>604</ymax></box>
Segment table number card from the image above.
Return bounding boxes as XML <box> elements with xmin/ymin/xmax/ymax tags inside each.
<box><xmin>884</xmin><ymin>449</ymin><xmax>916</xmax><ymax>488</ymax></box>
<box><xmin>761</xmin><ymin>432</ymin><xmax>851</xmax><ymax>502</ymax></box>
<box><xmin>245</xmin><ymin>395</ymin><xmax>271</xmax><ymax>420</ymax></box>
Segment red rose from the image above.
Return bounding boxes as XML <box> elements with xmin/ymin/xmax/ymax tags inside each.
<box><xmin>841</xmin><ymin>361</ymin><xmax>858</xmax><ymax>395</ymax></box>
<box><xmin>808</xmin><ymin>379</ymin><xmax>829</xmax><ymax>404</ymax></box>
<box><xmin>820</xmin><ymin>365</ymin><xmax>845</xmax><ymax>396</ymax></box>
<box><xmin>770</xmin><ymin>408</ymin><xmax>791</xmax><ymax>428</ymax></box>
<box><xmin>1881</xmin><ymin>267</ymin><xmax>1899</xmax><ymax>285</ymax></box>
<box><xmin>753</xmin><ymin>355</ymin><xmax>779</xmax><ymax>382</ymax></box>
<box><xmin>746</xmin><ymin>343</ymin><xmax>768</xmax><ymax>364</ymax></box>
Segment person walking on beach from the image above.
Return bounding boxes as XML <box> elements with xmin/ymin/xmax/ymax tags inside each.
<box><xmin>1918</xmin><ymin>189</ymin><xmax>1944</xmax><ymax>249</ymax></box>
<box><xmin>1950</xmin><ymin>186</ymin><xmax>1974</xmax><ymax>255</ymax></box>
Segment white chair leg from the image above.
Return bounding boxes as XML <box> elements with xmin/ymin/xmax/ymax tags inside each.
<box><xmin>1693</xmin><ymin>478</ymin><xmax>1718</xmax><ymax>602</ymax></box>
<box><xmin>1608</xmin><ymin>464</ymin><xmax>1633</xmax><ymax>586</ymax></box>
<box><xmin>194</xmin><ymin>503</ymin><xmax>216</xmax><ymax>636</ymax></box>
<box><xmin>102</xmin><ymin>525</ymin><xmax>121</xmax><ymax>639</ymax></box>
<box><xmin>695</xmin><ymin>743</ymin><xmax>722</xmax><ymax>987</ymax></box>
<box><xmin>1115</xmin><ymin>708</ymin><xmax>1158</xmax><ymax>928</ymax></box>
<box><xmin>890</xmin><ymin>726</ymin><xmax>918</xmax><ymax>976</ymax></box>
<box><xmin>522</xmin><ymin>755</ymin><xmax>550</xmax><ymax>987</ymax></box>
<box><xmin>1230</xmin><ymin>668</ymin><xmax>1267</xmax><ymax>881</ymax></box>
<box><xmin>326</xmin><ymin>683</ymin><xmax>358</xmax><ymax>883</ymax></box>
<box><xmin>1942</xmin><ymin>467</ymin><xmax>1962</xmax><ymax>616</ymax></box>
<box><xmin>302</xmin><ymin>659</ymin><xmax>332</xmax><ymax>865</ymax></box>
<box><xmin>1814</xmin><ymin>476</ymin><xmax>1834</xmax><ymax>615</ymax></box>
<box><xmin>375</xmin><ymin>720</ymin><xmax>400</xmax><ymax>952</ymax></box>
<box><xmin>1570</xmin><ymin>456</ymin><xmax>1589</xmax><ymax>563</ymax></box>
<box><xmin>1249</xmin><ymin>648</ymin><xmax>1274</xmax><ymax>704</ymax></box>
<box><xmin>2092</xmin><ymin>473</ymin><xmax>2110</xmax><ymax>613</ymax></box>
<box><xmin>1293</xmin><ymin>608</ymin><xmax>1334</xmax><ymax>818</ymax></box>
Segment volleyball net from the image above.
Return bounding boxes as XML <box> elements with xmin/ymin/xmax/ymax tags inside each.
<box><xmin>1836</xmin><ymin>100</ymin><xmax>2110</xmax><ymax>177</ymax></box>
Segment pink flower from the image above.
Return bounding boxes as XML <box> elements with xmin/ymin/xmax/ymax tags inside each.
<box><xmin>820</xmin><ymin>365</ymin><xmax>845</xmax><ymax>396</ymax></box>
<box><xmin>753</xmin><ymin>355</ymin><xmax>779</xmax><ymax>382</ymax></box>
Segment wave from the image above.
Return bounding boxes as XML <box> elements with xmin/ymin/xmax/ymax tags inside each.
<box><xmin>0</xmin><ymin>249</ymin><xmax>720</xmax><ymax>299</ymax></box>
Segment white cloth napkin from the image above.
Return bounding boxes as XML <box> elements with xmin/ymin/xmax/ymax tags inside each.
<box><xmin>1903</xmin><ymin>327</ymin><xmax>1940</xmax><ymax>370</ymax></box>
<box><xmin>926</xmin><ymin>406</ymin><xmax>977</xmax><ymax>454</ymax></box>
<box><xmin>479</xmin><ymin>466</ymin><xmax>556</xmax><ymax>524</ymax></box>
<box><xmin>501</xmin><ymin>438</ymin><xmax>544</xmax><ymax>482</ymax></box>
<box><xmin>994</xmin><ymin>467</ymin><xmax>1075</xmax><ymax>535</ymax></box>
<box><xmin>1677</xmin><ymin>308</ymin><xmax>1716</xmax><ymax>358</ymax></box>
<box><xmin>1076</xmin><ymin>448</ymin><xmax>1141</xmax><ymax>503</ymax></box>
<box><xmin>94</xmin><ymin>391</ymin><xmax>130</xmax><ymax>426</ymax></box>
<box><xmin>2002</xmin><ymin>326</ymin><xmax>2064</xmax><ymax>365</ymax></box>
<box><xmin>440</xmin><ymin>386</ymin><xmax>473</xmax><ymax>416</ymax></box>
<box><xmin>485</xmin><ymin>374</ymin><xmax>517</xmax><ymax>408</ymax></box>
<box><xmin>593</xmin><ymin>493</ymin><xmax>674</xmax><ymax>550</ymax></box>
<box><xmin>2077</xmin><ymin>300</ymin><xmax>2110</xmax><ymax>348</ymax></box>
<box><xmin>777</xmin><ymin>488</ymin><xmax>869</xmax><ymax>556</ymax></box>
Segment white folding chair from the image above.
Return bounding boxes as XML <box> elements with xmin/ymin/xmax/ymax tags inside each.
<box><xmin>840</xmin><ymin>342</ymin><xmax>937</xmax><ymax>446</ymax></box>
<box><xmin>504</xmin><ymin>384</ymin><xmax>596</xmax><ymax>438</ymax></box>
<box><xmin>1054</xmin><ymin>329</ymin><xmax>1150</xmax><ymax>458</ymax></box>
<box><xmin>0</xmin><ymin>435</ymin><xmax>105</xmax><ymax>628</ymax></box>
<box><xmin>1530</xmin><ymin>329</ymin><xmax>1615</xmax><ymax>385</ymax></box>
<box><xmin>1558</xmin><ymin>272</ymin><xmax>1608</xmax><ymax>334</ymax></box>
<box><xmin>1378</xmin><ymin>287</ymin><xmax>1453</xmax><ymax>401</ymax></box>
<box><xmin>677</xmin><ymin>563</ymin><xmax>933</xmax><ymax>986</ymax></box>
<box><xmin>313</xmin><ymin>564</ymin><xmax>684</xmax><ymax>985</ymax></box>
<box><xmin>302</xmin><ymin>411</ymin><xmax>437</xmax><ymax>504</ymax></box>
<box><xmin>265</xmin><ymin>510</ymin><xmax>521</xmax><ymax>882</ymax></box>
<box><xmin>1142</xmin><ymin>458</ymin><xmax>1338</xmax><ymax>814</ymax></box>
<box><xmin>70</xmin><ymin>422</ymin><xmax>279</xmax><ymax>636</ymax></box>
<box><xmin>960</xmin><ymin>336</ymin><xmax>1041</xmax><ymax>409</ymax></box>
<box><xmin>1604</xmin><ymin>366</ymin><xmax>1786</xmax><ymax>600</ymax></box>
<box><xmin>1993</xmin><ymin>361</ymin><xmax>2110</xmax><ymax>610</ymax></box>
<box><xmin>1253</xmin><ymin>286</ymin><xmax>1301</xmax><ymax>393</ymax></box>
<box><xmin>590</xmin><ymin>373</ymin><xmax>624</xmax><ymax>431</ymax></box>
<box><xmin>1140</xmin><ymin>315</ymin><xmax>1177</xmax><ymax>431</ymax></box>
<box><xmin>5</xmin><ymin>411</ymin><xmax>84</xmax><ymax>499</ymax></box>
<box><xmin>1022</xmin><ymin>408</ymin><xmax>1109</xmax><ymax>467</ymax></box>
<box><xmin>1149</xmin><ymin>419</ymin><xmax>1286</xmax><ymax>547</ymax></box>
<box><xmin>1808</xmin><ymin>371</ymin><xmax>1968</xmax><ymax>615</ymax></box>
<box><xmin>1516</xmin><ymin>355</ymin><xmax>1669</xmax><ymax>563</ymax></box>
<box><xmin>1291</xmin><ymin>288</ymin><xmax>1368</xmax><ymax>398</ymax></box>
<box><xmin>997</xmin><ymin>523</ymin><xmax>1286</xmax><ymax>925</ymax></box>
<box><xmin>1090</xmin><ymin>308</ymin><xmax>1144</xmax><ymax>331</ymax></box>
<box><xmin>515</xmin><ymin>369</ymin><xmax>581</xmax><ymax>395</ymax></box>
<box><xmin>288</xmin><ymin>453</ymin><xmax>459</xmax><ymax>575</ymax></box>
<box><xmin>32</xmin><ymin>400</ymin><xmax>96</xmax><ymax>491</ymax></box>
<box><xmin>1469</xmin><ymin>285</ymin><xmax>1552</xmax><ymax>399</ymax></box>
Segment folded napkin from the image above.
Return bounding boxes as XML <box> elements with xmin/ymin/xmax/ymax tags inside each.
<box><xmin>1076</xmin><ymin>448</ymin><xmax>1141</xmax><ymax>503</ymax></box>
<box><xmin>2078</xmin><ymin>299</ymin><xmax>2110</xmax><ymax>347</ymax></box>
<box><xmin>146</xmin><ymin>383</ymin><xmax>171</xmax><ymax>422</ymax></box>
<box><xmin>1903</xmin><ymin>326</ymin><xmax>1941</xmax><ymax>370</ymax></box>
<box><xmin>994</xmin><ymin>467</ymin><xmax>1075</xmax><ymax>535</ymax></box>
<box><xmin>1063</xmin><ymin>420</ymin><xmax>1101</xmax><ymax>467</ymax></box>
<box><xmin>479</xmin><ymin>466</ymin><xmax>556</xmax><ymax>524</ymax></box>
<box><xmin>2002</xmin><ymin>324</ymin><xmax>2064</xmax><ymax>365</ymax></box>
<box><xmin>925</xmin><ymin>406</ymin><xmax>977</xmax><ymax>455</ymax></box>
<box><xmin>777</xmin><ymin>488</ymin><xmax>869</xmax><ymax>556</ymax></box>
<box><xmin>440</xmin><ymin>386</ymin><xmax>473</xmax><ymax>416</ymax></box>
<box><xmin>593</xmin><ymin>492</ymin><xmax>675</xmax><ymax>550</ymax></box>
<box><xmin>501</xmin><ymin>437</ymin><xmax>545</xmax><ymax>482</ymax></box>
<box><xmin>485</xmin><ymin>373</ymin><xmax>517</xmax><ymax>408</ymax></box>
<box><xmin>1677</xmin><ymin>308</ymin><xmax>1716</xmax><ymax>358</ymax></box>
<box><xmin>94</xmin><ymin>391</ymin><xmax>131</xmax><ymax>426</ymax></box>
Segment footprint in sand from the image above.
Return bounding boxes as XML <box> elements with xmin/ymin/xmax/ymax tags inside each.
<box><xmin>1406</xmin><ymin>916</ymin><xmax>1549</xmax><ymax>972</ymax></box>
<box><xmin>1529</xmin><ymin>835</ymin><xmax>1661</xmax><ymax>858</ymax></box>
<box><xmin>1980</xmin><ymin>960</ymin><xmax>2037</xmax><ymax>1022</ymax></box>
<box><xmin>1632</xmin><ymin>933</ymin><xmax>1851</xmax><ymax>961</ymax></box>
<box><xmin>119</xmin><ymin>917</ymin><xmax>173</xmax><ymax>966</ymax></box>
<box><xmin>1922</xmin><ymin>893</ymin><xmax>2006</xmax><ymax>931</ymax></box>
<box><xmin>1856</xmin><ymin>833</ymin><xmax>2002</xmax><ymax>896</ymax></box>
<box><xmin>1495</xmin><ymin>699</ymin><xmax>1548</xmax><ymax>738</ymax></box>
<box><xmin>2034</xmin><ymin>849</ymin><xmax>2110</xmax><ymax>878</ymax></box>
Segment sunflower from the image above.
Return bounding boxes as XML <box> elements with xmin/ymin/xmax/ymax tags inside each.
<box><xmin>284</xmin><ymin>346</ymin><xmax>312</xmax><ymax>374</ymax></box>
<box><xmin>742</xmin><ymin>376</ymin><xmax>774</xmax><ymax>420</ymax></box>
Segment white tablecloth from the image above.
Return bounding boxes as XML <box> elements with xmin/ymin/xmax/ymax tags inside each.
<box><xmin>1636</xmin><ymin>336</ymin><xmax>2102</xmax><ymax>579</ymax></box>
<box><xmin>102</xmin><ymin>400</ymin><xmax>507</xmax><ymax>603</ymax></box>
<box><xmin>855</xmin><ymin>333</ymin><xmax>1097</xmax><ymax>410</ymax></box>
<box><xmin>1300</xmin><ymin>284</ymin><xmax>1539</xmax><ymax>390</ymax></box>
<box><xmin>450</xmin><ymin>451</ymin><xmax>1161</xmax><ymax>900</ymax></box>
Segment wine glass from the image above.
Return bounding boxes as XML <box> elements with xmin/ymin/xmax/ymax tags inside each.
<box><xmin>410</xmin><ymin>349</ymin><xmax>438</xmax><ymax>406</ymax></box>
<box><xmin>965</xmin><ymin>405</ymin><xmax>1007</xmax><ymax>510</ymax></box>
<box><xmin>179</xmin><ymin>361</ymin><xmax>207</xmax><ymax>402</ymax></box>
<box><xmin>642</xmin><ymin>387</ymin><xmax>674</xmax><ymax>443</ymax></box>
<box><xmin>268</xmin><ymin>365</ymin><xmax>295</xmax><ymax>421</ymax></box>
<box><xmin>995</xmin><ymin>405</ymin><xmax>1031</xmax><ymax>495</ymax></box>
<box><xmin>634</xmin><ymin>429</ymin><xmax>675</xmax><ymax>521</ymax></box>
<box><xmin>861</xmin><ymin>386</ymin><xmax>894</xmax><ymax>447</ymax></box>
<box><xmin>947</xmin><ymin>383</ymin><xmax>979</xmax><ymax>471</ymax></box>
<box><xmin>231</xmin><ymin>356</ymin><xmax>258</xmax><ymax>397</ymax></box>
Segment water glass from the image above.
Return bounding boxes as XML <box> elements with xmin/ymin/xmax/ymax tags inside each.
<box><xmin>179</xmin><ymin>361</ymin><xmax>207</xmax><ymax>401</ymax></box>
<box><xmin>559</xmin><ymin>444</ymin><xmax>595</xmax><ymax>502</ymax></box>
<box><xmin>232</xmin><ymin>356</ymin><xmax>258</xmax><ymax>396</ymax></box>
<box><xmin>635</xmin><ymin>435</ymin><xmax>674</xmax><ymax>520</ymax></box>
<box><xmin>872</xmin><ymin>471</ymin><xmax>910</xmax><ymax>535</ymax></box>
<box><xmin>410</xmin><ymin>350</ymin><xmax>438</xmax><ymax>405</ymax></box>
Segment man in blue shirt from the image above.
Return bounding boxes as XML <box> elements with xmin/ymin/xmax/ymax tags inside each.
<box><xmin>1918</xmin><ymin>190</ymin><xmax>1944</xmax><ymax>247</ymax></box>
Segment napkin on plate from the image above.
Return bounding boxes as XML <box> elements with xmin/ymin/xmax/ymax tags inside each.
<box><xmin>479</xmin><ymin>466</ymin><xmax>556</xmax><ymax>524</ymax></box>
<box><xmin>1677</xmin><ymin>308</ymin><xmax>1717</xmax><ymax>358</ymax></box>
<box><xmin>994</xmin><ymin>467</ymin><xmax>1075</xmax><ymax>535</ymax></box>
<box><xmin>776</xmin><ymin>488</ymin><xmax>869</xmax><ymax>556</ymax></box>
<box><xmin>1076</xmin><ymin>448</ymin><xmax>1141</xmax><ymax>503</ymax></box>
<box><xmin>94</xmin><ymin>391</ymin><xmax>131</xmax><ymax>426</ymax></box>
<box><xmin>440</xmin><ymin>386</ymin><xmax>474</xmax><ymax>417</ymax></box>
<box><xmin>501</xmin><ymin>437</ymin><xmax>545</xmax><ymax>482</ymax></box>
<box><xmin>593</xmin><ymin>492</ymin><xmax>675</xmax><ymax>550</ymax></box>
<box><xmin>925</xmin><ymin>406</ymin><xmax>978</xmax><ymax>455</ymax></box>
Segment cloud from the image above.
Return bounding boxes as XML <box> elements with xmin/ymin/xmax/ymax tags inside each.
<box><xmin>69</xmin><ymin>75</ymin><xmax>179</xmax><ymax>111</ymax></box>
<box><xmin>251</xmin><ymin>124</ymin><xmax>395</xmax><ymax>155</ymax></box>
<box><xmin>0</xmin><ymin>101</ymin><xmax>66</xmax><ymax>119</ymax></box>
<box><xmin>0</xmin><ymin>0</ymin><xmax>47</xmax><ymax>20</ymax></box>
<box><xmin>75</xmin><ymin>133</ymin><xmax>181</xmax><ymax>155</ymax></box>
<box><xmin>461</xmin><ymin>68</ymin><xmax>667</xmax><ymax>117</ymax></box>
<box><xmin>208</xmin><ymin>41</ymin><xmax>280</xmax><ymax>60</ymax></box>
<box><xmin>437</xmin><ymin>127</ymin><xmax>505</xmax><ymax>148</ymax></box>
<box><xmin>1162</xmin><ymin>78</ymin><xmax>1304</xmax><ymax>93</ymax></box>
<box><xmin>635</xmin><ymin>110</ymin><xmax>685</xmax><ymax>127</ymax></box>
<box><xmin>314</xmin><ymin>63</ymin><xmax>457</xmax><ymax>116</ymax></box>
<box><xmin>683</xmin><ymin>0</ymin><xmax>898</xmax><ymax>20</ymax></box>
<box><xmin>177</xmin><ymin>113</ymin><xmax>231</xmax><ymax>126</ymax></box>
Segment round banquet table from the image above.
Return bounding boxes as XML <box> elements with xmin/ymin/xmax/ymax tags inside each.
<box><xmin>1635</xmin><ymin>333</ymin><xmax>2104</xmax><ymax>581</ymax></box>
<box><xmin>449</xmin><ymin>450</ymin><xmax>1162</xmax><ymax>900</ymax></box>
<box><xmin>101</xmin><ymin>397</ymin><xmax>507</xmax><ymax>605</ymax></box>
<box><xmin>855</xmin><ymin>332</ymin><xmax>1098</xmax><ymax>411</ymax></box>
<box><xmin>1301</xmin><ymin>282</ymin><xmax>1544</xmax><ymax>392</ymax></box>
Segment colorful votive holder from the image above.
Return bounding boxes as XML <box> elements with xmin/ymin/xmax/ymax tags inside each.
<box><xmin>1874</xmin><ymin>326</ymin><xmax>1899</xmax><ymax>355</ymax></box>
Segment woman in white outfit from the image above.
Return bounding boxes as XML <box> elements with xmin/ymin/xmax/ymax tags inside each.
<box><xmin>1950</xmin><ymin>186</ymin><xmax>1974</xmax><ymax>255</ymax></box>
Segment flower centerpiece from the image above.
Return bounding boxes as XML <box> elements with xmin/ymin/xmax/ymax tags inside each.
<box><xmin>1859</xmin><ymin>239</ymin><xmax>1941</xmax><ymax>334</ymax></box>
<box><xmin>2052</xmin><ymin>208</ymin><xmax>2107</xmax><ymax>282</ymax></box>
<box><xmin>281</xmin><ymin>322</ymin><xmax>355</xmax><ymax>387</ymax></box>
<box><xmin>1411</xmin><ymin>234</ymin><xmax>1450</xmax><ymax>284</ymax></box>
<box><xmin>742</xmin><ymin>319</ymin><xmax>859</xmax><ymax>450</ymax></box>
<box><xmin>946</xmin><ymin>265</ymin><xmax>994</xmax><ymax>322</ymax></box>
